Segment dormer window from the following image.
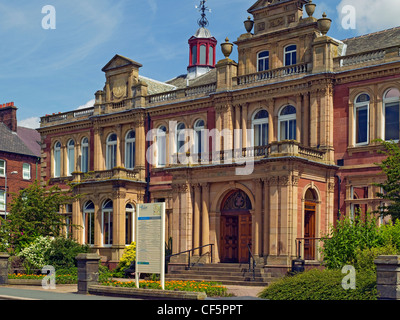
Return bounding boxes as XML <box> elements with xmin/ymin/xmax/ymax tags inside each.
<box><xmin>284</xmin><ymin>45</ymin><xmax>297</xmax><ymax>66</ymax></box>
<box><xmin>257</xmin><ymin>51</ymin><xmax>269</xmax><ymax>72</ymax></box>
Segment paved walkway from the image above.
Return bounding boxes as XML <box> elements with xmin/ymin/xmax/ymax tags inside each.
<box><xmin>0</xmin><ymin>283</ymin><xmax>265</xmax><ymax>300</ymax></box>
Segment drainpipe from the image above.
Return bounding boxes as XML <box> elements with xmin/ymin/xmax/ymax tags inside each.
<box><xmin>335</xmin><ymin>174</ymin><xmax>341</xmax><ymax>220</ymax></box>
<box><xmin>145</xmin><ymin>112</ymin><xmax>151</xmax><ymax>203</ymax></box>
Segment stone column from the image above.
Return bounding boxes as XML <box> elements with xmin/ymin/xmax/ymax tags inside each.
<box><xmin>201</xmin><ymin>183</ymin><xmax>210</xmax><ymax>259</ymax></box>
<box><xmin>375</xmin><ymin>255</ymin><xmax>400</xmax><ymax>300</ymax></box>
<box><xmin>254</xmin><ymin>179</ymin><xmax>262</xmax><ymax>257</ymax></box>
<box><xmin>242</xmin><ymin>104</ymin><xmax>248</xmax><ymax>149</ymax></box>
<box><xmin>0</xmin><ymin>253</ymin><xmax>9</xmax><ymax>285</ymax></box>
<box><xmin>76</xmin><ymin>253</ymin><xmax>101</xmax><ymax>295</ymax></box>
<box><xmin>193</xmin><ymin>184</ymin><xmax>201</xmax><ymax>256</ymax></box>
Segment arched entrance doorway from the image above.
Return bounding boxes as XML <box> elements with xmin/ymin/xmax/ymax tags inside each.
<box><xmin>220</xmin><ymin>190</ymin><xmax>252</xmax><ymax>263</ymax></box>
<box><xmin>304</xmin><ymin>188</ymin><xmax>318</xmax><ymax>260</ymax></box>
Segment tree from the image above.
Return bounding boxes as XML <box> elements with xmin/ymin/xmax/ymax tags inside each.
<box><xmin>374</xmin><ymin>140</ymin><xmax>400</xmax><ymax>221</ymax></box>
<box><xmin>0</xmin><ymin>180</ymin><xmax>80</xmax><ymax>253</ymax></box>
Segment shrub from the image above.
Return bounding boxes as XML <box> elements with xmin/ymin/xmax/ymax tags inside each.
<box><xmin>117</xmin><ymin>242</ymin><xmax>136</xmax><ymax>272</ymax></box>
<box><xmin>17</xmin><ymin>236</ymin><xmax>53</xmax><ymax>271</ymax></box>
<box><xmin>320</xmin><ymin>214</ymin><xmax>381</xmax><ymax>269</ymax></box>
<box><xmin>258</xmin><ymin>269</ymin><xmax>377</xmax><ymax>300</ymax></box>
<box><xmin>45</xmin><ymin>237</ymin><xmax>90</xmax><ymax>270</ymax></box>
<box><xmin>351</xmin><ymin>244</ymin><xmax>399</xmax><ymax>272</ymax></box>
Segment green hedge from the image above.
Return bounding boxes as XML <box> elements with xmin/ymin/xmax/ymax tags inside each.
<box><xmin>258</xmin><ymin>269</ymin><xmax>377</xmax><ymax>300</ymax></box>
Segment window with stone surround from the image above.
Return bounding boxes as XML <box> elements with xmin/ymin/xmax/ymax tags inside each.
<box><xmin>383</xmin><ymin>88</ymin><xmax>400</xmax><ymax>142</ymax></box>
<box><xmin>354</xmin><ymin>93</ymin><xmax>370</xmax><ymax>146</ymax></box>
<box><xmin>125</xmin><ymin>130</ymin><xmax>136</xmax><ymax>170</ymax></box>
<box><xmin>257</xmin><ymin>51</ymin><xmax>269</xmax><ymax>72</ymax></box>
<box><xmin>83</xmin><ymin>201</ymin><xmax>95</xmax><ymax>246</ymax></box>
<box><xmin>53</xmin><ymin>141</ymin><xmax>61</xmax><ymax>178</ymax></box>
<box><xmin>102</xmin><ymin>199</ymin><xmax>113</xmax><ymax>247</ymax></box>
<box><xmin>106</xmin><ymin>133</ymin><xmax>117</xmax><ymax>170</ymax></box>
<box><xmin>252</xmin><ymin>109</ymin><xmax>269</xmax><ymax>146</ymax></box>
<box><xmin>278</xmin><ymin>105</ymin><xmax>297</xmax><ymax>141</ymax></box>
<box><xmin>81</xmin><ymin>137</ymin><xmax>89</xmax><ymax>173</ymax></box>
<box><xmin>67</xmin><ymin>139</ymin><xmax>75</xmax><ymax>176</ymax></box>
<box><xmin>22</xmin><ymin>163</ymin><xmax>31</xmax><ymax>180</ymax></box>
<box><xmin>284</xmin><ymin>45</ymin><xmax>297</xmax><ymax>66</ymax></box>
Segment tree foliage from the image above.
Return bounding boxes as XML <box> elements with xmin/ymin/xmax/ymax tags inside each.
<box><xmin>375</xmin><ymin>139</ymin><xmax>400</xmax><ymax>220</ymax></box>
<box><xmin>0</xmin><ymin>180</ymin><xmax>79</xmax><ymax>253</ymax></box>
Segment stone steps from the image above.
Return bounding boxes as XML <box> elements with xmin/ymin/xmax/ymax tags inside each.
<box><xmin>166</xmin><ymin>263</ymin><xmax>282</xmax><ymax>287</ymax></box>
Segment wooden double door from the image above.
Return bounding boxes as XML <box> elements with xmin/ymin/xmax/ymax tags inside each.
<box><xmin>220</xmin><ymin>213</ymin><xmax>252</xmax><ymax>263</ymax></box>
<box><xmin>304</xmin><ymin>202</ymin><xmax>316</xmax><ymax>260</ymax></box>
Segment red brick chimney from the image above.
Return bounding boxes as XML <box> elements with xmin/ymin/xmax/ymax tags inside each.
<box><xmin>0</xmin><ymin>102</ymin><xmax>18</xmax><ymax>132</ymax></box>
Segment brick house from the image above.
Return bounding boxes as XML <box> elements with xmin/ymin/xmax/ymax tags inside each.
<box><xmin>0</xmin><ymin>102</ymin><xmax>41</xmax><ymax>219</ymax></box>
<box><xmin>37</xmin><ymin>0</ymin><xmax>400</xmax><ymax>272</ymax></box>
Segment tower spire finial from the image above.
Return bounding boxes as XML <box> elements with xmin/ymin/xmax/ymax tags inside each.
<box><xmin>195</xmin><ymin>0</ymin><xmax>211</xmax><ymax>28</ymax></box>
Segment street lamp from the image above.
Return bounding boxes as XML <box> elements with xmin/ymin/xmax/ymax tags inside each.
<box><xmin>4</xmin><ymin>170</ymin><xmax>18</xmax><ymax>215</ymax></box>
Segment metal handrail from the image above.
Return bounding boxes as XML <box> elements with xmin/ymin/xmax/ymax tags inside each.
<box><xmin>247</xmin><ymin>243</ymin><xmax>256</xmax><ymax>281</ymax></box>
<box><xmin>166</xmin><ymin>244</ymin><xmax>214</xmax><ymax>270</ymax></box>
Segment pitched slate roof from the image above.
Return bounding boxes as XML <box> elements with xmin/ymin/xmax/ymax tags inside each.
<box><xmin>342</xmin><ymin>26</ymin><xmax>400</xmax><ymax>56</ymax></box>
<box><xmin>0</xmin><ymin>123</ymin><xmax>40</xmax><ymax>158</ymax></box>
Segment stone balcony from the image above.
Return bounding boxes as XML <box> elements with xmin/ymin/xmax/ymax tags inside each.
<box><xmin>166</xmin><ymin>140</ymin><xmax>328</xmax><ymax>169</ymax></box>
<box><xmin>71</xmin><ymin>167</ymin><xmax>141</xmax><ymax>184</ymax></box>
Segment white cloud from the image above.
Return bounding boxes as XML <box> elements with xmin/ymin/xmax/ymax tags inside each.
<box><xmin>77</xmin><ymin>99</ymin><xmax>95</xmax><ymax>110</ymax></box>
<box><xmin>337</xmin><ymin>0</ymin><xmax>400</xmax><ymax>35</ymax></box>
<box><xmin>19</xmin><ymin>117</ymin><xmax>40</xmax><ymax>129</ymax></box>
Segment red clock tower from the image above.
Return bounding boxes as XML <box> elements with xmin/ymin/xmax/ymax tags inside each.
<box><xmin>187</xmin><ymin>0</ymin><xmax>217</xmax><ymax>80</ymax></box>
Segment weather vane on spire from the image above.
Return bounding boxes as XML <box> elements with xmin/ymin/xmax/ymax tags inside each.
<box><xmin>195</xmin><ymin>0</ymin><xmax>211</xmax><ymax>28</ymax></box>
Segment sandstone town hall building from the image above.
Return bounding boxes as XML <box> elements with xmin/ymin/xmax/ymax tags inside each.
<box><xmin>38</xmin><ymin>0</ymin><xmax>400</xmax><ymax>273</ymax></box>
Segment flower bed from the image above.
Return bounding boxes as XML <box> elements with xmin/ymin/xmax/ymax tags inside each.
<box><xmin>8</xmin><ymin>273</ymin><xmax>77</xmax><ymax>284</ymax></box>
<box><xmin>101</xmin><ymin>280</ymin><xmax>230</xmax><ymax>297</ymax></box>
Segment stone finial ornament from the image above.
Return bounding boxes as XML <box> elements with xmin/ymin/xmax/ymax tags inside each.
<box><xmin>317</xmin><ymin>12</ymin><xmax>332</xmax><ymax>35</ymax></box>
<box><xmin>221</xmin><ymin>37</ymin><xmax>233</xmax><ymax>59</ymax></box>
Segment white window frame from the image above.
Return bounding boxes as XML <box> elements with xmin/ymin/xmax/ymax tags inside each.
<box><xmin>252</xmin><ymin>110</ymin><xmax>269</xmax><ymax>147</ymax></box>
<box><xmin>0</xmin><ymin>160</ymin><xmax>5</xmax><ymax>177</ymax></box>
<box><xmin>102</xmin><ymin>200</ymin><xmax>113</xmax><ymax>247</ymax></box>
<box><xmin>354</xmin><ymin>94</ymin><xmax>370</xmax><ymax>146</ymax></box>
<box><xmin>67</xmin><ymin>140</ymin><xmax>75</xmax><ymax>176</ymax></box>
<box><xmin>284</xmin><ymin>45</ymin><xmax>297</xmax><ymax>66</ymax></box>
<box><xmin>383</xmin><ymin>88</ymin><xmax>400</xmax><ymax>142</ymax></box>
<box><xmin>54</xmin><ymin>142</ymin><xmax>61</xmax><ymax>178</ymax></box>
<box><xmin>278</xmin><ymin>105</ymin><xmax>297</xmax><ymax>141</ymax></box>
<box><xmin>106</xmin><ymin>134</ymin><xmax>117</xmax><ymax>170</ymax></box>
<box><xmin>125</xmin><ymin>131</ymin><xmax>136</xmax><ymax>170</ymax></box>
<box><xmin>193</xmin><ymin>120</ymin><xmax>205</xmax><ymax>155</ymax></box>
<box><xmin>81</xmin><ymin>137</ymin><xmax>89</xmax><ymax>173</ymax></box>
<box><xmin>23</xmin><ymin>163</ymin><xmax>31</xmax><ymax>180</ymax></box>
<box><xmin>0</xmin><ymin>190</ymin><xmax>5</xmax><ymax>212</ymax></box>
<box><xmin>125</xmin><ymin>203</ymin><xmax>135</xmax><ymax>245</ymax></box>
<box><xmin>257</xmin><ymin>51</ymin><xmax>269</xmax><ymax>72</ymax></box>
<box><xmin>83</xmin><ymin>201</ymin><xmax>95</xmax><ymax>246</ymax></box>
<box><xmin>156</xmin><ymin>126</ymin><xmax>167</xmax><ymax>168</ymax></box>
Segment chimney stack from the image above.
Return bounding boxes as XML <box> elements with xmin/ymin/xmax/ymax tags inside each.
<box><xmin>0</xmin><ymin>102</ymin><xmax>18</xmax><ymax>132</ymax></box>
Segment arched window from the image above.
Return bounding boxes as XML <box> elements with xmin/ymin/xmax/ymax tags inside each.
<box><xmin>284</xmin><ymin>45</ymin><xmax>297</xmax><ymax>66</ymax></box>
<box><xmin>102</xmin><ymin>200</ymin><xmax>113</xmax><ymax>246</ymax></box>
<box><xmin>354</xmin><ymin>93</ymin><xmax>370</xmax><ymax>145</ymax></box>
<box><xmin>106</xmin><ymin>133</ymin><xmax>117</xmax><ymax>170</ymax></box>
<box><xmin>81</xmin><ymin>137</ymin><xmax>89</xmax><ymax>173</ymax></box>
<box><xmin>194</xmin><ymin>119</ymin><xmax>205</xmax><ymax>154</ymax></box>
<box><xmin>257</xmin><ymin>51</ymin><xmax>269</xmax><ymax>72</ymax></box>
<box><xmin>176</xmin><ymin>123</ymin><xmax>186</xmax><ymax>153</ymax></box>
<box><xmin>54</xmin><ymin>141</ymin><xmax>62</xmax><ymax>178</ymax></box>
<box><xmin>83</xmin><ymin>201</ymin><xmax>95</xmax><ymax>246</ymax></box>
<box><xmin>125</xmin><ymin>130</ymin><xmax>136</xmax><ymax>170</ymax></box>
<box><xmin>67</xmin><ymin>140</ymin><xmax>75</xmax><ymax>176</ymax></box>
<box><xmin>383</xmin><ymin>88</ymin><xmax>400</xmax><ymax>141</ymax></box>
<box><xmin>126</xmin><ymin>203</ymin><xmax>135</xmax><ymax>245</ymax></box>
<box><xmin>279</xmin><ymin>105</ymin><xmax>297</xmax><ymax>141</ymax></box>
<box><xmin>252</xmin><ymin>110</ymin><xmax>269</xmax><ymax>147</ymax></box>
<box><xmin>156</xmin><ymin>126</ymin><xmax>167</xmax><ymax>167</ymax></box>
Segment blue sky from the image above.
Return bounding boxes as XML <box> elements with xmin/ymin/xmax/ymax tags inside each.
<box><xmin>1</xmin><ymin>0</ymin><xmax>399</xmax><ymax>129</ymax></box>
